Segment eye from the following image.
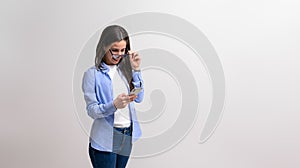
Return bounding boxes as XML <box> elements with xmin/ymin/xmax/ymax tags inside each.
<box><xmin>111</xmin><ymin>49</ymin><xmax>119</xmax><ymax>52</ymax></box>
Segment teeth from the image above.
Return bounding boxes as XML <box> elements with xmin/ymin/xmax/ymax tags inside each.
<box><xmin>112</xmin><ymin>55</ymin><xmax>119</xmax><ymax>60</ymax></box>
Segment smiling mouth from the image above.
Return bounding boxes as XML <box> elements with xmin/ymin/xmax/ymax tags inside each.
<box><xmin>112</xmin><ymin>56</ymin><xmax>119</xmax><ymax>62</ymax></box>
<box><xmin>112</xmin><ymin>55</ymin><xmax>119</xmax><ymax>60</ymax></box>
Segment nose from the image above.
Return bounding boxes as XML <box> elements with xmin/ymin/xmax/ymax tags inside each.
<box><xmin>117</xmin><ymin>50</ymin><xmax>123</xmax><ymax>55</ymax></box>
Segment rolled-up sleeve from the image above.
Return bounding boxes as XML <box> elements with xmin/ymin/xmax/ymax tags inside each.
<box><xmin>132</xmin><ymin>71</ymin><xmax>144</xmax><ymax>103</ymax></box>
<box><xmin>82</xmin><ymin>69</ymin><xmax>116</xmax><ymax>119</ymax></box>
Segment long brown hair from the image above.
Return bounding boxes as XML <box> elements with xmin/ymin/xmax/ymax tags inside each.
<box><xmin>95</xmin><ymin>25</ymin><xmax>134</xmax><ymax>90</ymax></box>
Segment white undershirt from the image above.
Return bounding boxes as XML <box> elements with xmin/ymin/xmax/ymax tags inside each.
<box><xmin>107</xmin><ymin>65</ymin><xmax>131</xmax><ymax>128</ymax></box>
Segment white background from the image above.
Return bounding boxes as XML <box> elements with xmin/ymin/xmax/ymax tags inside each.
<box><xmin>1</xmin><ymin>0</ymin><xmax>300</xmax><ymax>167</ymax></box>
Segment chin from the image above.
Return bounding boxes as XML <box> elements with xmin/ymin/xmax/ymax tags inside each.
<box><xmin>113</xmin><ymin>59</ymin><xmax>121</xmax><ymax>64</ymax></box>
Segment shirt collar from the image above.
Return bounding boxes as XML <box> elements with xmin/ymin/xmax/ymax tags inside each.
<box><xmin>99</xmin><ymin>62</ymin><xmax>109</xmax><ymax>73</ymax></box>
<box><xmin>99</xmin><ymin>62</ymin><xmax>119</xmax><ymax>73</ymax></box>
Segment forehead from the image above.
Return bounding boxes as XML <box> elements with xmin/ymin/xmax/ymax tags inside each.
<box><xmin>110</xmin><ymin>40</ymin><xmax>126</xmax><ymax>48</ymax></box>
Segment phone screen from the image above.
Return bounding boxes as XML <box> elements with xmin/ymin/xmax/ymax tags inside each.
<box><xmin>129</xmin><ymin>88</ymin><xmax>142</xmax><ymax>95</ymax></box>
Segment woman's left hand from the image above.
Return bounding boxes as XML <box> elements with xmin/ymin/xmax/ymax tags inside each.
<box><xmin>128</xmin><ymin>51</ymin><xmax>141</xmax><ymax>70</ymax></box>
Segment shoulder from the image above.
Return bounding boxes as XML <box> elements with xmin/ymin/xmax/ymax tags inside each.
<box><xmin>83</xmin><ymin>65</ymin><xmax>108</xmax><ymax>79</ymax></box>
<box><xmin>85</xmin><ymin>66</ymin><xmax>100</xmax><ymax>74</ymax></box>
<box><xmin>83</xmin><ymin>66</ymin><xmax>98</xmax><ymax>79</ymax></box>
<box><xmin>85</xmin><ymin>66</ymin><xmax>97</xmax><ymax>72</ymax></box>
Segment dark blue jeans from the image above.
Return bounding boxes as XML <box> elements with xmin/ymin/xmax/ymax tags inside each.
<box><xmin>89</xmin><ymin>126</ymin><xmax>132</xmax><ymax>168</ymax></box>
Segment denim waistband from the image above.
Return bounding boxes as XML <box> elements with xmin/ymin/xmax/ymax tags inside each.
<box><xmin>114</xmin><ymin>126</ymin><xmax>132</xmax><ymax>135</ymax></box>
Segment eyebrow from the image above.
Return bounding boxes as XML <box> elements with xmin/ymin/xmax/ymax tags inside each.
<box><xmin>110</xmin><ymin>48</ymin><xmax>126</xmax><ymax>51</ymax></box>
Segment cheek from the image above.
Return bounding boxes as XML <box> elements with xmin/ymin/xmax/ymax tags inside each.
<box><xmin>102</xmin><ymin>54</ymin><xmax>110</xmax><ymax>62</ymax></box>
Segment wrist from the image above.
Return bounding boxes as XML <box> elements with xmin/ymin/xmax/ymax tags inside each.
<box><xmin>133</xmin><ymin>69</ymin><xmax>141</xmax><ymax>72</ymax></box>
<box><xmin>113</xmin><ymin>100</ymin><xmax>117</xmax><ymax>109</ymax></box>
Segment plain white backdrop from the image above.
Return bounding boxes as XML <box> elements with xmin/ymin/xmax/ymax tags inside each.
<box><xmin>1</xmin><ymin>0</ymin><xmax>300</xmax><ymax>167</ymax></box>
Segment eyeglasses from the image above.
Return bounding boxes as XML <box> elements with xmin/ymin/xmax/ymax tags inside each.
<box><xmin>109</xmin><ymin>49</ymin><xmax>129</xmax><ymax>59</ymax></box>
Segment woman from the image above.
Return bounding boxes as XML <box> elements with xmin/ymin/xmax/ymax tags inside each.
<box><xmin>82</xmin><ymin>25</ymin><xmax>144</xmax><ymax>168</ymax></box>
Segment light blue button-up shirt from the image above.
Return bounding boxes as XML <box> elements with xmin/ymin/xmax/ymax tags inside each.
<box><xmin>82</xmin><ymin>62</ymin><xmax>144</xmax><ymax>152</ymax></box>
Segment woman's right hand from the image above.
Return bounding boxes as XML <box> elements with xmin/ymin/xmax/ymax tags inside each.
<box><xmin>113</xmin><ymin>93</ymin><xmax>132</xmax><ymax>109</ymax></box>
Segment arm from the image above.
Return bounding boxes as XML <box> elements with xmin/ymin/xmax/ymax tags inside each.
<box><xmin>82</xmin><ymin>69</ymin><xmax>116</xmax><ymax>119</ymax></box>
<box><xmin>128</xmin><ymin>50</ymin><xmax>144</xmax><ymax>103</ymax></box>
